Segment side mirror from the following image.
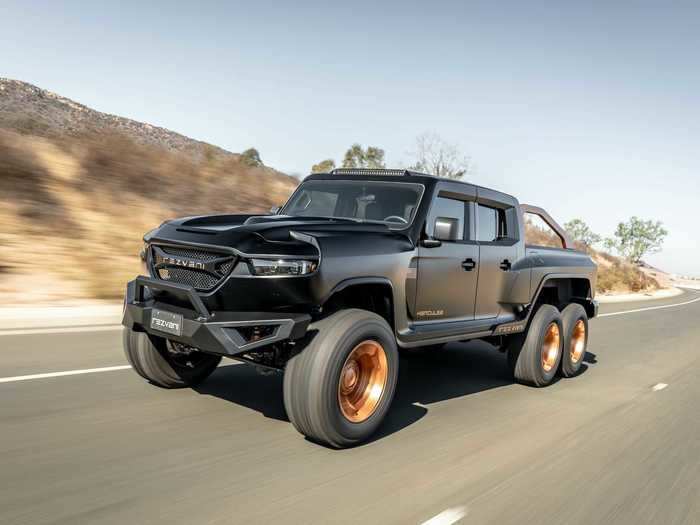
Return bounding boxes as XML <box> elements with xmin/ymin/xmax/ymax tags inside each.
<box><xmin>433</xmin><ymin>216</ymin><xmax>460</xmax><ymax>241</ymax></box>
<box><xmin>269</xmin><ymin>206</ymin><xmax>281</xmax><ymax>215</ymax></box>
<box><xmin>421</xmin><ymin>238</ymin><xmax>442</xmax><ymax>248</ymax></box>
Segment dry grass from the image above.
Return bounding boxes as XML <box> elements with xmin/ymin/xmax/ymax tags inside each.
<box><xmin>574</xmin><ymin>242</ymin><xmax>660</xmax><ymax>294</ymax></box>
<box><xmin>595</xmin><ymin>256</ymin><xmax>660</xmax><ymax>294</ymax></box>
<box><xmin>0</xmin><ymin>129</ymin><xmax>297</xmax><ymax>301</ymax></box>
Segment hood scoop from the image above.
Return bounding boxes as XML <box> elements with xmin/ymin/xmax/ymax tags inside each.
<box><xmin>180</xmin><ymin>214</ymin><xmax>255</xmax><ymax>232</ymax></box>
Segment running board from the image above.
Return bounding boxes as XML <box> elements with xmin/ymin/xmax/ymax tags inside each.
<box><xmin>398</xmin><ymin>314</ymin><xmax>520</xmax><ymax>348</ymax></box>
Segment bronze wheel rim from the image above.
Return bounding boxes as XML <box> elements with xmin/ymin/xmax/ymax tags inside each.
<box><xmin>338</xmin><ymin>340</ymin><xmax>388</xmax><ymax>423</ymax></box>
<box><xmin>541</xmin><ymin>323</ymin><xmax>561</xmax><ymax>373</ymax></box>
<box><xmin>570</xmin><ymin>319</ymin><xmax>586</xmax><ymax>364</ymax></box>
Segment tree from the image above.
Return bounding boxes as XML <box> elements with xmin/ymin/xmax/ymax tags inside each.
<box><xmin>409</xmin><ymin>132</ymin><xmax>472</xmax><ymax>179</ymax></box>
<box><xmin>564</xmin><ymin>219</ymin><xmax>601</xmax><ymax>248</ymax></box>
<box><xmin>241</xmin><ymin>148</ymin><xmax>263</xmax><ymax>167</ymax></box>
<box><xmin>341</xmin><ymin>143</ymin><xmax>385</xmax><ymax>169</ymax></box>
<box><xmin>605</xmin><ymin>217</ymin><xmax>668</xmax><ymax>264</ymax></box>
<box><xmin>311</xmin><ymin>159</ymin><xmax>336</xmax><ymax>173</ymax></box>
<box><xmin>603</xmin><ymin>237</ymin><xmax>617</xmax><ymax>253</ymax></box>
<box><xmin>364</xmin><ymin>147</ymin><xmax>385</xmax><ymax>168</ymax></box>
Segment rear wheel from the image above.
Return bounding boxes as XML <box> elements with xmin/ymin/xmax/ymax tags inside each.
<box><xmin>507</xmin><ymin>305</ymin><xmax>563</xmax><ymax>387</ymax></box>
<box><xmin>559</xmin><ymin>303</ymin><xmax>588</xmax><ymax>377</ymax></box>
<box><xmin>283</xmin><ymin>309</ymin><xmax>399</xmax><ymax>448</ymax></box>
<box><xmin>123</xmin><ymin>328</ymin><xmax>221</xmax><ymax>388</ymax></box>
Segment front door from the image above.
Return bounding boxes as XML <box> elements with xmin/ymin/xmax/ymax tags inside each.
<box><xmin>415</xmin><ymin>191</ymin><xmax>478</xmax><ymax>323</ymax></box>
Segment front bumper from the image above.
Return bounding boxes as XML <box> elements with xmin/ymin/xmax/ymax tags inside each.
<box><xmin>122</xmin><ymin>276</ymin><xmax>311</xmax><ymax>357</ymax></box>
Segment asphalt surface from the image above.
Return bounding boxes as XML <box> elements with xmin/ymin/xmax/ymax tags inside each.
<box><xmin>1</xmin><ymin>290</ymin><xmax>700</xmax><ymax>524</ymax></box>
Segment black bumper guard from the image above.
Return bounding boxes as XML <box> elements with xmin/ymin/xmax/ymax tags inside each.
<box><xmin>122</xmin><ymin>276</ymin><xmax>311</xmax><ymax>356</ymax></box>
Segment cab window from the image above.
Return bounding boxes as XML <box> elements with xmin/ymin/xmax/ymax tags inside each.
<box><xmin>477</xmin><ymin>204</ymin><xmax>507</xmax><ymax>242</ymax></box>
<box><xmin>524</xmin><ymin>212</ymin><xmax>564</xmax><ymax>248</ymax></box>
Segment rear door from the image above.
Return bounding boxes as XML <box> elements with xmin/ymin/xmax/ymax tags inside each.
<box><xmin>414</xmin><ymin>183</ymin><xmax>479</xmax><ymax>323</ymax></box>
<box><xmin>474</xmin><ymin>188</ymin><xmax>520</xmax><ymax>319</ymax></box>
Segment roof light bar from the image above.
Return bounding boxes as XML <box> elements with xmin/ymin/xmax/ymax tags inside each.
<box><xmin>330</xmin><ymin>168</ymin><xmax>411</xmax><ymax>177</ymax></box>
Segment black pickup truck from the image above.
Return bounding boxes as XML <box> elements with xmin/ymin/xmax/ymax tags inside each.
<box><xmin>123</xmin><ymin>168</ymin><xmax>598</xmax><ymax>447</ymax></box>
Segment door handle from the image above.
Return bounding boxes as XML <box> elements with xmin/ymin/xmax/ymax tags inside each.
<box><xmin>499</xmin><ymin>259</ymin><xmax>512</xmax><ymax>271</ymax></box>
<box><xmin>461</xmin><ymin>258</ymin><xmax>476</xmax><ymax>271</ymax></box>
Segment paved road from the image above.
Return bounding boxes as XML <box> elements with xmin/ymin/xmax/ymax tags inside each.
<box><xmin>2</xmin><ymin>291</ymin><xmax>700</xmax><ymax>524</ymax></box>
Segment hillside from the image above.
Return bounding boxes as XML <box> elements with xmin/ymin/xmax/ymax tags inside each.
<box><xmin>0</xmin><ymin>81</ymin><xmax>298</xmax><ymax>303</ymax></box>
<box><xmin>0</xmin><ymin>78</ymin><xmax>233</xmax><ymax>160</ymax></box>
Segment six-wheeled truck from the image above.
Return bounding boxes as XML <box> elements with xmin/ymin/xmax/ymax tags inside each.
<box><xmin>123</xmin><ymin>168</ymin><xmax>598</xmax><ymax>448</ymax></box>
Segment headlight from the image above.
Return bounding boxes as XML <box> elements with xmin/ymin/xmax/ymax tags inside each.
<box><xmin>249</xmin><ymin>258</ymin><xmax>318</xmax><ymax>276</ymax></box>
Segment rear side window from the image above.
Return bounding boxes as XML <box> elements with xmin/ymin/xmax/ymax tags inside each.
<box><xmin>524</xmin><ymin>212</ymin><xmax>564</xmax><ymax>248</ymax></box>
<box><xmin>427</xmin><ymin>196</ymin><xmax>466</xmax><ymax>241</ymax></box>
<box><xmin>477</xmin><ymin>204</ymin><xmax>507</xmax><ymax>242</ymax></box>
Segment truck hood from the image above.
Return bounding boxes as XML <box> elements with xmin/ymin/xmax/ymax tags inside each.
<box><xmin>145</xmin><ymin>213</ymin><xmax>412</xmax><ymax>258</ymax></box>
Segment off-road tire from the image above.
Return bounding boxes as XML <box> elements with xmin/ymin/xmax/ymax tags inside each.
<box><xmin>283</xmin><ymin>309</ymin><xmax>399</xmax><ymax>448</ymax></box>
<box><xmin>123</xmin><ymin>328</ymin><xmax>221</xmax><ymax>388</ymax></box>
<box><xmin>559</xmin><ymin>303</ymin><xmax>588</xmax><ymax>377</ymax></box>
<box><xmin>507</xmin><ymin>305</ymin><xmax>563</xmax><ymax>387</ymax></box>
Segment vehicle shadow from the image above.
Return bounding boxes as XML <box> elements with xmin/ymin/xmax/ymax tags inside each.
<box><xmin>194</xmin><ymin>339</ymin><xmax>517</xmax><ymax>440</ymax></box>
<box><xmin>195</xmin><ymin>363</ymin><xmax>290</xmax><ymax>421</ymax></box>
<box><xmin>369</xmin><ymin>340</ymin><xmax>514</xmax><ymax>443</ymax></box>
<box><xmin>195</xmin><ymin>342</ymin><xmax>594</xmax><ymax>445</ymax></box>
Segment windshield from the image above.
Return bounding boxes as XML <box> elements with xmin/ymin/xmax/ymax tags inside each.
<box><xmin>281</xmin><ymin>180</ymin><xmax>424</xmax><ymax>228</ymax></box>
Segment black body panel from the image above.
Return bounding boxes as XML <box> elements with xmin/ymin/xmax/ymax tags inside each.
<box><xmin>122</xmin><ymin>171</ymin><xmax>598</xmax><ymax>351</ymax></box>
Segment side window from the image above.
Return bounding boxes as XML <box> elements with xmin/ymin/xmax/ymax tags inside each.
<box><xmin>427</xmin><ymin>196</ymin><xmax>466</xmax><ymax>241</ymax></box>
<box><xmin>524</xmin><ymin>212</ymin><xmax>564</xmax><ymax>248</ymax></box>
<box><xmin>477</xmin><ymin>204</ymin><xmax>507</xmax><ymax>242</ymax></box>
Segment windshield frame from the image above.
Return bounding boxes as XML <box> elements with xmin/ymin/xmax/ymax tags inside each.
<box><xmin>280</xmin><ymin>179</ymin><xmax>426</xmax><ymax>230</ymax></box>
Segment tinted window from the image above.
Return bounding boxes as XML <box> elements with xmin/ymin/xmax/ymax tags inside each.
<box><xmin>477</xmin><ymin>204</ymin><xmax>507</xmax><ymax>241</ymax></box>
<box><xmin>524</xmin><ymin>212</ymin><xmax>564</xmax><ymax>248</ymax></box>
<box><xmin>282</xmin><ymin>180</ymin><xmax>424</xmax><ymax>228</ymax></box>
<box><xmin>428</xmin><ymin>196</ymin><xmax>465</xmax><ymax>241</ymax></box>
<box><xmin>290</xmin><ymin>190</ymin><xmax>338</xmax><ymax>217</ymax></box>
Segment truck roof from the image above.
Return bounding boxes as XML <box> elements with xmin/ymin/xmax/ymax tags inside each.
<box><xmin>304</xmin><ymin>168</ymin><xmax>516</xmax><ymax>206</ymax></box>
<box><xmin>306</xmin><ymin>167</ymin><xmax>471</xmax><ymax>187</ymax></box>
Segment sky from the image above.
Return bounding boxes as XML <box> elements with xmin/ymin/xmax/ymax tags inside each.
<box><xmin>1</xmin><ymin>0</ymin><xmax>698</xmax><ymax>275</ymax></box>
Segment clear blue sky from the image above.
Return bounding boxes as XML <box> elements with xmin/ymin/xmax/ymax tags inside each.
<box><xmin>2</xmin><ymin>1</ymin><xmax>698</xmax><ymax>275</ymax></box>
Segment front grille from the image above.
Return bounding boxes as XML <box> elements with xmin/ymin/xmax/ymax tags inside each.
<box><xmin>150</xmin><ymin>244</ymin><xmax>236</xmax><ymax>291</ymax></box>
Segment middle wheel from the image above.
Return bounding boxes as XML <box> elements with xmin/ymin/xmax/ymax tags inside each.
<box><xmin>283</xmin><ymin>309</ymin><xmax>399</xmax><ymax>448</ymax></box>
<box><xmin>507</xmin><ymin>304</ymin><xmax>564</xmax><ymax>387</ymax></box>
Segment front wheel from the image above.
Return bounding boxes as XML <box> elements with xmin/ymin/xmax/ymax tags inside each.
<box><xmin>123</xmin><ymin>328</ymin><xmax>221</xmax><ymax>388</ymax></box>
<box><xmin>283</xmin><ymin>309</ymin><xmax>399</xmax><ymax>448</ymax></box>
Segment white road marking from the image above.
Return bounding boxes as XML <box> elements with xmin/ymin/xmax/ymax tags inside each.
<box><xmin>652</xmin><ymin>383</ymin><xmax>669</xmax><ymax>392</ymax></box>
<box><xmin>598</xmin><ymin>293</ymin><xmax>700</xmax><ymax>318</ymax></box>
<box><xmin>0</xmin><ymin>361</ymin><xmax>242</xmax><ymax>384</ymax></box>
<box><xmin>0</xmin><ymin>325</ymin><xmax>123</xmax><ymax>336</ymax></box>
<box><xmin>421</xmin><ymin>506</ymin><xmax>467</xmax><ymax>525</ymax></box>
<box><xmin>0</xmin><ymin>365</ymin><xmax>132</xmax><ymax>384</ymax></box>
